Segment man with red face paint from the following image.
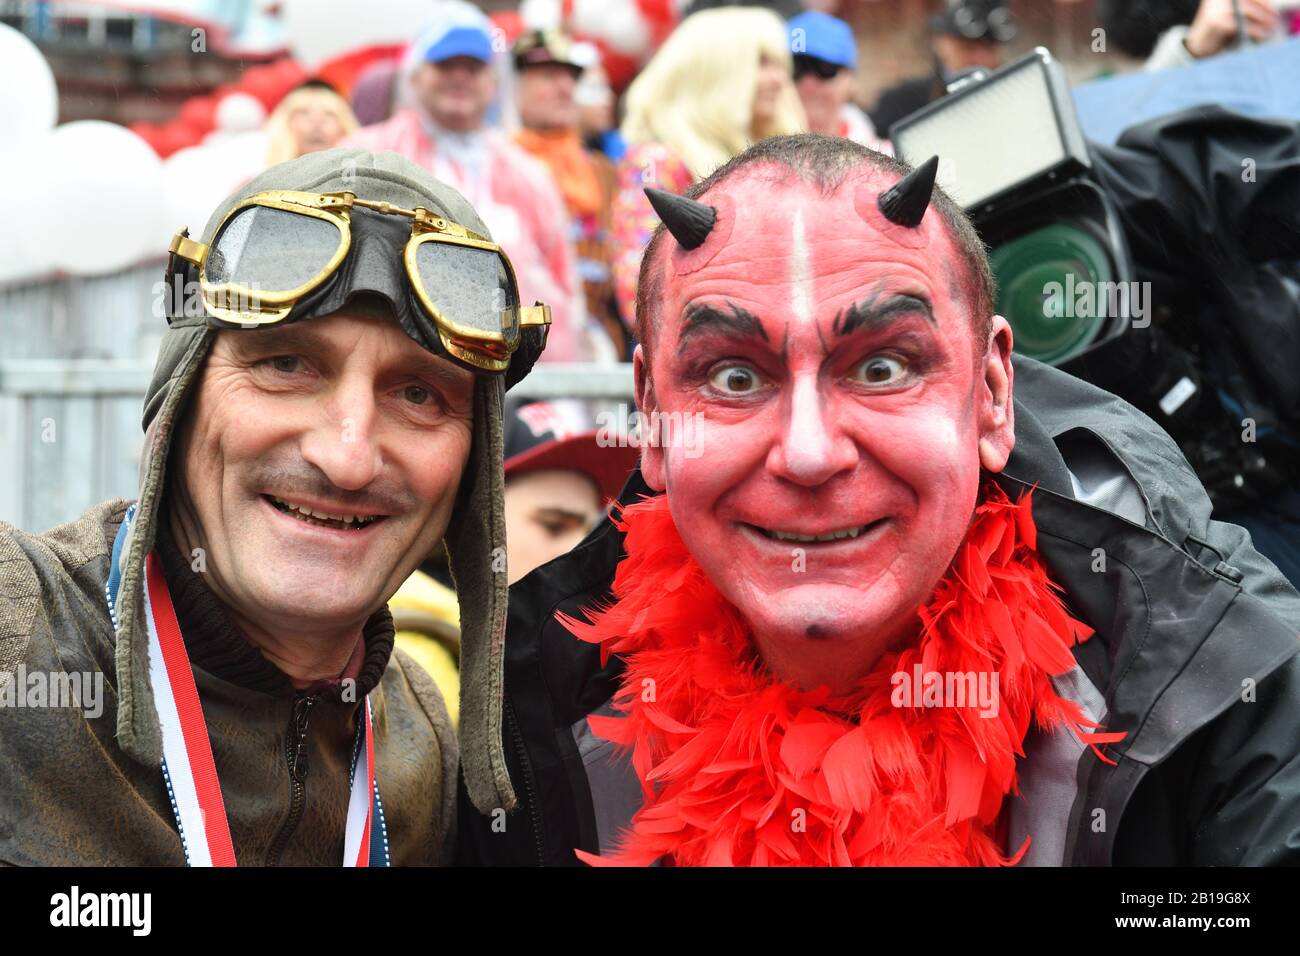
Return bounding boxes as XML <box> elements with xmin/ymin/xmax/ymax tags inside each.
<box><xmin>458</xmin><ymin>135</ymin><xmax>1300</xmax><ymax>867</ymax></box>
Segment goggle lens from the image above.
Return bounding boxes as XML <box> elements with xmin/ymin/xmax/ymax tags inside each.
<box><xmin>208</xmin><ymin>205</ymin><xmax>343</xmax><ymax>293</ymax></box>
<box><xmin>412</xmin><ymin>239</ymin><xmax>518</xmax><ymax>344</ymax></box>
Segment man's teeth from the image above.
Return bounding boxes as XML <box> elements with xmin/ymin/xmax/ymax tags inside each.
<box><xmin>763</xmin><ymin>524</ymin><xmax>870</xmax><ymax>543</ymax></box>
<box><xmin>269</xmin><ymin>496</ymin><xmax>377</xmax><ymax>529</ymax></box>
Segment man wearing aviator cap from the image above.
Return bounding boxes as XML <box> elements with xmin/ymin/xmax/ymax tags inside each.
<box><xmin>0</xmin><ymin>149</ymin><xmax>542</xmax><ymax>865</ymax></box>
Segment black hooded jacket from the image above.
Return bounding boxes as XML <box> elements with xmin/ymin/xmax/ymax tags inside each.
<box><xmin>458</xmin><ymin>357</ymin><xmax>1300</xmax><ymax>865</ymax></box>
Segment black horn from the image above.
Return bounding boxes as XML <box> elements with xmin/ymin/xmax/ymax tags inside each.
<box><xmin>877</xmin><ymin>155</ymin><xmax>939</xmax><ymax>228</ymax></box>
<box><xmin>644</xmin><ymin>187</ymin><xmax>717</xmax><ymax>250</ymax></box>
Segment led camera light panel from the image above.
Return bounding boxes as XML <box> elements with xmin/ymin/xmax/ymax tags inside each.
<box><xmin>892</xmin><ymin>48</ymin><xmax>1090</xmax><ymax>212</ymax></box>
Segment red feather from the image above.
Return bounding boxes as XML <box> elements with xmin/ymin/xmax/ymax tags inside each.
<box><xmin>561</xmin><ymin>482</ymin><xmax>1125</xmax><ymax>866</ymax></box>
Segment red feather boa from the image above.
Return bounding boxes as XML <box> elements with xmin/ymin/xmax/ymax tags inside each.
<box><xmin>560</xmin><ymin>483</ymin><xmax>1126</xmax><ymax>867</ymax></box>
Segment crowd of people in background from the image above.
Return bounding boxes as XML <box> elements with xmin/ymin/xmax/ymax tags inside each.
<box><xmin>240</xmin><ymin>0</ymin><xmax>1299</xmax><ymax>368</ymax></box>
<box><xmin>234</xmin><ymin>1</ymin><xmax>1003</xmax><ymax>365</ymax></box>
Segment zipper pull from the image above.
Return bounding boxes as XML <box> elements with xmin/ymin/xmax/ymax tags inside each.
<box><xmin>288</xmin><ymin>694</ymin><xmax>317</xmax><ymax>783</ymax></box>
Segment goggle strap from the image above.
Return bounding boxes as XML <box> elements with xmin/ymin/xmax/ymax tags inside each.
<box><xmin>519</xmin><ymin>304</ymin><xmax>552</xmax><ymax>328</ymax></box>
<box><xmin>164</xmin><ymin>230</ymin><xmax>203</xmax><ymax>327</ymax></box>
<box><xmin>169</xmin><ymin>231</ymin><xmax>208</xmax><ymax>266</ymax></box>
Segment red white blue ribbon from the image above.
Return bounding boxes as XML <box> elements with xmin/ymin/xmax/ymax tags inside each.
<box><xmin>131</xmin><ymin>544</ymin><xmax>388</xmax><ymax>866</ymax></box>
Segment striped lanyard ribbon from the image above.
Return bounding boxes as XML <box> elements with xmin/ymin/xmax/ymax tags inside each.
<box><xmin>107</xmin><ymin>506</ymin><xmax>389</xmax><ymax>866</ymax></box>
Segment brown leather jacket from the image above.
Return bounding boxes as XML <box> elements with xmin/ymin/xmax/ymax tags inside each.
<box><xmin>0</xmin><ymin>501</ymin><xmax>457</xmax><ymax>866</ymax></box>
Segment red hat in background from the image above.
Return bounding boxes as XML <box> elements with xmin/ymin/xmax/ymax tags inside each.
<box><xmin>504</xmin><ymin>399</ymin><xmax>641</xmax><ymax>502</ymax></box>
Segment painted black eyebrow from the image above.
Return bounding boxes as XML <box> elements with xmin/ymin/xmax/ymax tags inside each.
<box><xmin>832</xmin><ymin>294</ymin><xmax>936</xmax><ymax>337</ymax></box>
<box><xmin>676</xmin><ymin>300</ymin><xmax>769</xmax><ymax>356</ymax></box>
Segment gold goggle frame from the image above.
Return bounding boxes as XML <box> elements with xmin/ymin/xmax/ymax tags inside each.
<box><xmin>168</xmin><ymin>189</ymin><xmax>551</xmax><ymax>373</ymax></box>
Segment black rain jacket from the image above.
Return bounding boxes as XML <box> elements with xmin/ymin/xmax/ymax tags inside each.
<box><xmin>458</xmin><ymin>357</ymin><xmax>1300</xmax><ymax>866</ymax></box>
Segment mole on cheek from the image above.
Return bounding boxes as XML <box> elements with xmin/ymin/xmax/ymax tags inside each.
<box><xmin>805</xmin><ymin>623</ymin><xmax>832</xmax><ymax>641</ymax></box>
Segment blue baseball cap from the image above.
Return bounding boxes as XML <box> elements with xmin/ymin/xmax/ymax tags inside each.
<box><xmin>422</xmin><ymin>24</ymin><xmax>494</xmax><ymax>64</ymax></box>
<box><xmin>788</xmin><ymin>11</ymin><xmax>858</xmax><ymax>70</ymax></box>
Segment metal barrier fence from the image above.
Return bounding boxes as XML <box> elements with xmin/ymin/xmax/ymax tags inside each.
<box><xmin>0</xmin><ymin>360</ymin><xmax>636</xmax><ymax>532</ymax></box>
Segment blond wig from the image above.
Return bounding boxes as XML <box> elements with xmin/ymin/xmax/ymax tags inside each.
<box><xmin>621</xmin><ymin>6</ymin><xmax>807</xmax><ymax>178</ymax></box>
<box><xmin>264</xmin><ymin>86</ymin><xmax>360</xmax><ymax>168</ymax></box>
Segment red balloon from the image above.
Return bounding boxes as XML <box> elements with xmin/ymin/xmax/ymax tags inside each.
<box><xmin>155</xmin><ymin>122</ymin><xmax>204</xmax><ymax>158</ymax></box>
<box><xmin>234</xmin><ymin>58</ymin><xmax>311</xmax><ymax>111</ymax></box>
<box><xmin>178</xmin><ymin>95</ymin><xmax>217</xmax><ymax>132</ymax></box>
<box><xmin>315</xmin><ymin>45</ymin><xmax>401</xmax><ymax>98</ymax></box>
<box><xmin>239</xmin><ymin>73</ymin><xmax>284</xmax><ymax>110</ymax></box>
<box><xmin>212</xmin><ymin>81</ymin><xmax>244</xmax><ymax>107</ymax></box>
<box><xmin>267</xmin><ymin>58</ymin><xmax>308</xmax><ymax>95</ymax></box>
<box><xmin>489</xmin><ymin>10</ymin><xmax>525</xmax><ymax>46</ymax></box>
<box><xmin>600</xmin><ymin>46</ymin><xmax>641</xmax><ymax>93</ymax></box>
<box><xmin>635</xmin><ymin>0</ymin><xmax>675</xmax><ymax>27</ymax></box>
<box><xmin>273</xmin><ymin>57</ymin><xmax>308</xmax><ymax>81</ymax></box>
<box><xmin>635</xmin><ymin>0</ymin><xmax>679</xmax><ymax>47</ymax></box>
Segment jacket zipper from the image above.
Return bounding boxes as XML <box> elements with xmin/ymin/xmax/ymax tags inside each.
<box><xmin>265</xmin><ymin>693</ymin><xmax>316</xmax><ymax>866</ymax></box>
<box><xmin>504</xmin><ymin>698</ymin><xmax>546</xmax><ymax>866</ymax></box>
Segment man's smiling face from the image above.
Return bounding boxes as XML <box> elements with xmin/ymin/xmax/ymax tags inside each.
<box><xmin>170</xmin><ymin>304</ymin><xmax>475</xmax><ymax>639</ymax></box>
<box><xmin>634</xmin><ymin>165</ymin><xmax>1016</xmax><ymax>692</ymax></box>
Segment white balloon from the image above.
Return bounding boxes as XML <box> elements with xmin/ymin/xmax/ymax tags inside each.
<box><xmin>0</xmin><ymin>142</ymin><xmax>56</xmax><ymax>285</ymax></box>
<box><xmin>571</xmin><ymin>0</ymin><xmax>651</xmax><ymax>56</ymax></box>
<box><xmin>42</xmin><ymin>121</ymin><xmax>167</xmax><ymax>277</ymax></box>
<box><xmin>603</xmin><ymin>6</ymin><xmax>651</xmax><ymax>56</ymax></box>
<box><xmin>214</xmin><ymin>92</ymin><xmax>267</xmax><ymax>133</ymax></box>
<box><xmin>570</xmin><ymin>41</ymin><xmax>600</xmax><ymax>71</ymax></box>
<box><xmin>282</xmin><ymin>0</ymin><xmax>437</xmax><ymax>68</ymax></box>
<box><xmin>163</xmin><ymin>133</ymin><xmax>267</xmax><ymax>243</ymax></box>
<box><xmin>0</xmin><ymin>24</ymin><xmax>58</xmax><ymax>154</ymax></box>
<box><xmin>163</xmin><ymin>145</ymin><xmax>225</xmax><ymax>239</ymax></box>
<box><xmin>520</xmin><ymin>0</ymin><xmax>563</xmax><ymax>30</ymax></box>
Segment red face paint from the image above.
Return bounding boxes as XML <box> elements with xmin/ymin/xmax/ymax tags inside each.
<box><xmin>639</xmin><ymin>167</ymin><xmax>1006</xmax><ymax>691</ymax></box>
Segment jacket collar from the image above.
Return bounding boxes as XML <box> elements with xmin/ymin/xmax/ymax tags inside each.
<box><xmin>153</xmin><ymin>518</ymin><xmax>395</xmax><ymax>702</ymax></box>
<box><xmin>999</xmin><ymin>382</ymin><xmax>1077</xmax><ymax>498</ymax></box>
